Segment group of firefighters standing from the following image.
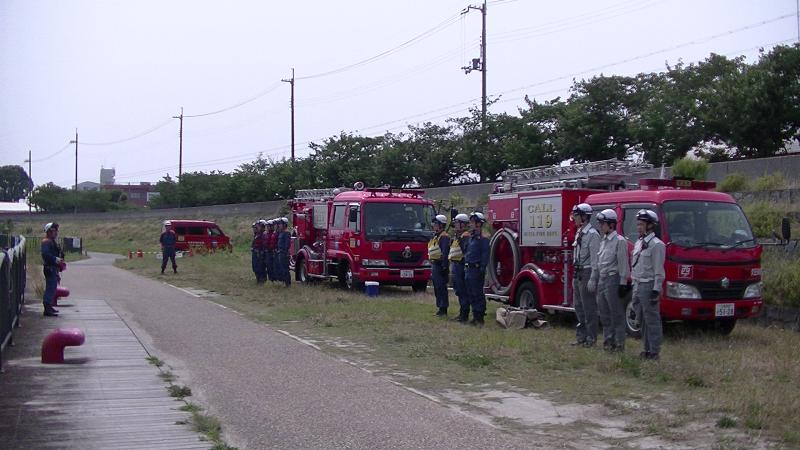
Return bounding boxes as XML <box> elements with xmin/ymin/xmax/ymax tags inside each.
<box><xmin>427</xmin><ymin>205</ymin><xmax>666</xmax><ymax>360</ymax></box>
<box><xmin>428</xmin><ymin>211</ymin><xmax>490</xmax><ymax>326</ymax></box>
<box><xmin>250</xmin><ymin>218</ymin><xmax>292</xmax><ymax>286</ymax></box>
<box><xmin>570</xmin><ymin>204</ymin><xmax>665</xmax><ymax>360</ymax></box>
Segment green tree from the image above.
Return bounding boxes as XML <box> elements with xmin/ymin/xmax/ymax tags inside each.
<box><xmin>0</xmin><ymin>165</ymin><xmax>33</xmax><ymax>202</ymax></box>
<box><xmin>671</xmin><ymin>157</ymin><xmax>710</xmax><ymax>180</ymax></box>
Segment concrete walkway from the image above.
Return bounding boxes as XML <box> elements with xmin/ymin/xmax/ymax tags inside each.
<box><xmin>0</xmin><ymin>267</ymin><xmax>211</xmax><ymax>449</ymax></box>
<box><xmin>51</xmin><ymin>253</ymin><xmax>537</xmax><ymax>449</ymax></box>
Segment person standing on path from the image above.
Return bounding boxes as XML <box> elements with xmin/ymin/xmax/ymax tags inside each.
<box><xmin>595</xmin><ymin>209</ymin><xmax>630</xmax><ymax>352</ymax></box>
<box><xmin>570</xmin><ymin>203</ymin><xmax>601</xmax><ymax>348</ymax></box>
<box><xmin>428</xmin><ymin>214</ymin><xmax>451</xmax><ymax>317</ymax></box>
<box><xmin>160</xmin><ymin>221</ymin><xmax>178</xmax><ymax>274</ymax></box>
<box><xmin>276</xmin><ymin>218</ymin><xmax>292</xmax><ymax>287</ymax></box>
<box><xmin>41</xmin><ymin>222</ymin><xmax>63</xmax><ymax>317</ymax></box>
<box><xmin>464</xmin><ymin>212</ymin><xmax>489</xmax><ymax>326</ymax></box>
<box><xmin>449</xmin><ymin>213</ymin><xmax>471</xmax><ymax>323</ymax></box>
<box><xmin>631</xmin><ymin>209</ymin><xmax>666</xmax><ymax>360</ymax></box>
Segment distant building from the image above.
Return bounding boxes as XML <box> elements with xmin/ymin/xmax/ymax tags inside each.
<box><xmin>102</xmin><ymin>182</ymin><xmax>158</xmax><ymax>207</ymax></box>
<box><xmin>100</xmin><ymin>167</ymin><xmax>116</xmax><ymax>185</ymax></box>
<box><xmin>76</xmin><ymin>181</ymin><xmax>101</xmax><ymax>191</ymax></box>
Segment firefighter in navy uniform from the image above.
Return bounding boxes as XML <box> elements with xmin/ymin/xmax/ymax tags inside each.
<box><xmin>160</xmin><ymin>221</ymin><xmax>178</xmax><ymax>274</ymax></box>
<box><xmin>595</xmin><ymin>209</ymin><xmax>630</xmax><ymax>352</ymax></box>
<box><xmin>570</xmin><ymin>203</ymin><xmax>601</xmax><ymax>347</ymax></box>
<box><xmin>449</xmin><ymin>213</ymin><xmax>471</xmax><ymax>322</ymax></box>
<box><xmin>428</xmin><ymin>214</ymin><xmax>451</xmax><ymax>316</ymax></box>
<box><xmin>250</xmin><ymin>221</ymin><xmax>265</xmax><ymax>283</ymax></box>
<box><xmin>631</xmin><ymin>209</ymin><xmax>666</xmax><ymax>360</ymax></box>
<box><xmin>464</xmin><ymin>212</ymin><xmax>490</xmax><ymax>326</ymax></box>
<box><xmin>276</xmin><ymin>217</ymin><xmax>292</xmax><ymax>287</ymax></box>
<box><xmin>41</xmin><ymin>222</ymin><xmax>63</xmax><ymax>317</ymax></box>
<box><xmin>265</xmin><ymin>220</ymin><xmax>277</xmax><ymax>282</ymax></box>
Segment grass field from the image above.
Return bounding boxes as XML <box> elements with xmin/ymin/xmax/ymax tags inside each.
<box><xmin>117</xmin><ymin>253</ymin><xmax>800</xmax><ymax>448</ymax></box>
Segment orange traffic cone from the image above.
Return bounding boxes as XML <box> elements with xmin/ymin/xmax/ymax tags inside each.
<box><xmin>136</xmin><ymin>249</ymin><xmax>143</xmax><ymax>258</ymax></box>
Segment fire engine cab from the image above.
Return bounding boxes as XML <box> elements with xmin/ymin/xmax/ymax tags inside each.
<box><xmin>486</xmin><ymin>159</ymin><xmax>762</xmax><ymax>335</ymax></box>
<box><xmin>289</xmin><ymin>183</ymin><xmax>436</xmax><ymax>291</ymax></box>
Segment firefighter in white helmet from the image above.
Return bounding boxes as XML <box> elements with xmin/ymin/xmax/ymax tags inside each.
<box><xmin>428</xmin><ymin>214</ymin><xmax>451</xmax><ymax>316</ymax></box>
<box><xmin>449</xmin><ymin>213</ymin><xmax>471</xmax><ymax>322</ymax></box>
<box><xmin>570</xmin><ymin>203</ymin><xmax>601</xmax><ymax>347</ymax></box>
<box><xmin>595</xmin><ymin>209</ymin><xmax>630</xmax><ymax>352</ymax></box>
<box><xmin>631</xmin><ymin>209</ymin><xmax>665</xmax><ymax>360</ymax></box>
<box><xmin>464</xmin><ymin>212</ymin><xmax>490</xmax><ymax>326</ymax></box>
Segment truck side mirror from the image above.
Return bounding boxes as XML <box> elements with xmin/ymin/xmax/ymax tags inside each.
<box><xmin>781</xmin><ymin>217</ymin><xmax>791</xmax><ymax>242</ymax></box>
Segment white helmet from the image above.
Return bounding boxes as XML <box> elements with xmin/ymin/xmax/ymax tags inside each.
<box><xmin>163</xmin><ymin>220</ymin><xmax>172</xmax><ymax>226</ymax></box>
<box><xmin>571</xmin><ymin>203</ymin><xmax>592</xmax><ymax>216</ymax></box>
<box><xmin>280</xmin><ymin>217</ymin><xmax>289</xmax><ymax>224</ymax></box>
<box><xmin>470</xmin><ymin>212</ymin><xmax>486</xmax><ymax>223</ymax></box>
<box><xmin>266</xmin><ymin>219</ymin><xmax>274</xmax><ymax>226</ymax></box>
<box><xmin>258</xmin><ymin>219</ymin><xmax>268</xmax><ymax>226</ymax></box>
<box><xmin>454</xmin><ymin>213</ymin><xmax>470</xmax><ymax>223</ymax></box>
<box><xmin>635</xmin><ymin>209</ymin><xmax>659</xmax><ymax>224</ymax></box>
<box><xmin>595</xmin><ymin>209</ymin><xmax>618</xmax><ymax>223</ymax></box>
<box><xmin>43</xmin><ymin>222</ymin><xmax>59</xmax><ymax>233</ymax></box>
<box><xmin>432</xmin><ymin>214</ymin><xmax>448</xmax><ymax>226</ymax></box>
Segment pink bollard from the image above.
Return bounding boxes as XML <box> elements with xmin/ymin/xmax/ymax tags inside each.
<box><xmin>53</xmin><ymin>286</ymin><xmax>70</xmax><ymax>307</ymax></box>
<box><xmin>41</xmin><ymin>328</ymin><xmax>85</xmax><ymax>364</ymax></box>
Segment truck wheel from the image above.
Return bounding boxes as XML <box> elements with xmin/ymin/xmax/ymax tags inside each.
<box><xmin>515</xmin><ymin>281</ymin><xmax>539</xmax><ymax>309</ymax></box>
<box><xmin>412</xmin><ymin>281</ymin><xmax>428</xmax><ymax>293</ymax></box>
<box><xmin>338</xmin><ymin>262</ymin><xmax>353</xmax><ymax>289</ymax></box>
<box><xmin>624</xmin><ymin>293</ymin><xmax>642</xmax><ymax>338</ymax></box>
<box><xmin>296</xmin><ymin>257</ymin><xmax>310</xmax><ymax>283</ymax></box>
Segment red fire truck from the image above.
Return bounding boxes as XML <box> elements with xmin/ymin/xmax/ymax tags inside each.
<box><xmin>289</xmin><ymin>183</ymin><xmax>435</xmax><ymax>291</ymax></box>
<box><xmin>486</xmin><ymin>159</ymin><xmax>763</xmax><ymax>335</ymax></box>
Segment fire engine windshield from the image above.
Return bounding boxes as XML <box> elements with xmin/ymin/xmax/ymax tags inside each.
<box><xmin>364</xmin><ymin>202</ymin><xmax>435</xmax><ymax>241</ymax></box>
<box><xmin>663</xmin><ymin>200</ymin><xmax>756</xmax><ymax>249</ymax></box>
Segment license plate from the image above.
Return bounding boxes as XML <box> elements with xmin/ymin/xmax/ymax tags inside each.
<box><xmin>400</xmin><ymin>270</ymin><xmax>414</xmax><ymax>279</ymax></box>
<box><xmin>715</xmin><ymin>303</ymin><xmax>735</xmax><ymax>317</ymax></box>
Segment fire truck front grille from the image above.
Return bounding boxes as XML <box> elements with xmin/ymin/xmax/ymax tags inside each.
<box><xmin>690</xmin><ymin>280</ymin><xmax>749</xmax><ymax>300</ymax></box>
<box><xmin>388</xmin><ymin>251</ymin><xmax>424</xmax><ymax>265</ymax></box>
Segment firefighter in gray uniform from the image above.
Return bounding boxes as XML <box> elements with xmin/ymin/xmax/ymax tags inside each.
<box><xmin>631</xmin><ymin>209</ymin><xmax>666</xmax><ymax>360</ymax></box>
<box><xmin>595</xmin><ymin>209</ymin><xmax>630</xmax><ymax>352</ymax></box>
<box><xmin>570</xmin><ymin>203</ymin><xmax>601</xmax><ymax>347</ymax></box>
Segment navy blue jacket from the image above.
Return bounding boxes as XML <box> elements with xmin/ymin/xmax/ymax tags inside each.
<box><xmin>41</xmin><ymin>238</ymin><xmax>61</xmax><ymax>268</ymax></box>
<box><xmin>464</xmin><ymin>230</ymin><xmax>489</xmax><ymax>272</ymax></box>
<box><xmin>277</xmin><ymin>231</ymin><xmax>291</xmax><ymax>253</ymax></box>
<box><xmin>160</xmin><ymin>230</ymin><xmax>177</xmax><ymax>248</ymax></box>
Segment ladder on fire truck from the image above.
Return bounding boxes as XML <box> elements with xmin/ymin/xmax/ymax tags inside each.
<box><xmin>293</xmin><ymin>187</ymin><xmax>351</xmax><ymax>201</ymax></box>
<box><xmin>498</xmin><ymin>158</ymin><xmax>654</xmax><ymax>192</ymax></box>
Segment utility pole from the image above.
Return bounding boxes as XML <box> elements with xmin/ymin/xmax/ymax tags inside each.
<box><xmin>172</xmin><ymin>107</ymin><xmax>184</xmax><ymax>208</ymax></box>
<box><xmin>23</xmin><ymin>150</ymin><xmax>31</xmax><ymax>212</ymax></box>
<box><xmin>282</xmin><ymin>68</ymin><xmax>296</xmax><ymax>162</ymax></box>
<box><xmin>69</xmin><ymin>129</ymin><xmax>78</xmax><ymax>213</ymax></box>
<box><xmin>461</xmin><ymin>0</ymin><xmax>487</xmax><ymax>126</ymax></box>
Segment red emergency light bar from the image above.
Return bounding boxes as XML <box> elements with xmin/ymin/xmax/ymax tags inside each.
<box><xmin>639</xmin><ymin>178</ymin><xmax>716</xmax><ymax>191</ymax></box>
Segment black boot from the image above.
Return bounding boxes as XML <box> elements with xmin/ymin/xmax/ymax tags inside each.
<box><xmin>435</xmin><ymin>308</ymin><xmax>447</xmax><ymax>317</ymax></box>
<box><xmin>43</xmin><ymin>305</ymin><xmax>59</xmax><ymax>317</ymax></box>
<box><xmin>470</xmin><ymin>315</ymin><xmax>485</xmax><ymax>327</ymax></box>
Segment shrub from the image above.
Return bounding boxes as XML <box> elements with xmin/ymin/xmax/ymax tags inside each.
<box><xmin>753</xmin><ymin>172</ymin><xmax>786</xmax><ymax>191</ymax></box>
<box><xmin>762</xmin><ymin>249</ymin><xmax>800</xmax><ymax>308</ymax></box>
<box><xmin>671</xmin><ymin>157</ymin><xmax>710</xmax><ymax>180</ymax></box>
<box><xmin>743</xmin><ymin>202</ymin><xmax>785</xmax><ymax>238</ymax></box>
<box><xmin>717</xmin><ymin>173</ymin><xmax>749</xmax><ymax>192</ymax></box>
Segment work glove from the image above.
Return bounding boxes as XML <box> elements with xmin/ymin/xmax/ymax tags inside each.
<box><xmin>587</xmin><ymin>280</ymin><xmax>597</xmax><ymax>293</ymax></box>
<box><xmin>650</xmin><ymin>290</ymin><xmax>660</xmax><ymax>303</ymax></box>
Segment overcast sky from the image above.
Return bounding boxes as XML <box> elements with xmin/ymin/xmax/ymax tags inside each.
<box><xmin>1</xmin><ymin>0</ymin><xmax>797</xmax><ymax>189</ymax></box>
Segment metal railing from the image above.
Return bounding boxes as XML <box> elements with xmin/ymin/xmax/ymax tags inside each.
<box><xmin>1</xmin><ymin>235</ymin><xmax>27</xmax><ymax>373</ymax></box>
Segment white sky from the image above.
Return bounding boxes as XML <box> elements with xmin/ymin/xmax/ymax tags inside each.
<box><xmin>1</xmin><ymin>0</ymin><xmax>797</xmax><ymax>188</ymax></box>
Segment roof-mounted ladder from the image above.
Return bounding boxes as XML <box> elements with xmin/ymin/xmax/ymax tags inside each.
<box><xmin>499</xmin><ymin>158</ymin><xmax>653</xmax><ymax>192</ymax></box>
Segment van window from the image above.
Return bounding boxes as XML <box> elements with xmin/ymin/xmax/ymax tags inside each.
<box><xmin>209</xmin><ymin>227</ymin><xmax>222</xmax><ymax>236</ymax></box>
<box><xmin>174</xmin><ymin>227</ymin><xmax>186</xmax><ymax>235</ymax></box>
<box><xmin>348</xmin><ymin>206</ymin><xmax>360</xmax><ymax>232</ymax></box>
<box><xmin>332</xmin><ymin>205</ymin><xmax>346</xmax><ymax>228</ymax></box>
<box><xmin>187</xmin><ymin>227</ymin><xmax>205</xmax><ymax>235</ymax></box>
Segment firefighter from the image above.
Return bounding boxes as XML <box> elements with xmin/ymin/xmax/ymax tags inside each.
<box><xmin>631</xmin><ymin>209</ymin><xmax>665</xmax><ymax>360</ymax></box>
<box><xmin>428</xmin><ymin>214</ymin><xmax>451</xmax><ymax>316</ymax></box>
<box><xmin>250</xmin><ymin>221</ymin><xmax>266</xmax><ymax>283</ymax></box>
<box><xmin>265</xmin><ymin>219</ymin><xmax>277</xmax><ymax>282</ymax></box>
<box><xmin>595</xmin><ymin>209</ymin><xmax>630</xmax><ymax>352</ymax></box>
<box><xmin>276</xmin><ymin>217</ymin><xmax>292</xmax><ymax>287</ymax></box>
<box><xmin>160</xmin><ymin>220</ymin><xmax>178</xmax><ymax>274</ymax></box>
<box><xmin>464</xmin><ymin>212</ymin><xmax>490</xmax><ymax>326</ymax></box>
<box><xmin>41</xmin><ymin>222</ymin><xmax>63</xmax><ymax>317</ymax></box>
<box><xmin>449</xmin><ymin>213</ymin><xmax>471</xmax><ymax>322</ymax></box>
<box><xmin>571</xmin><ymin>203</ymin><xmax>601</xmax><ymax>347</ymax></box>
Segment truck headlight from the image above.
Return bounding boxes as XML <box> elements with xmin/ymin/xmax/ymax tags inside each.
<box><xmin>666</xmin><ymin>281</ymin><xmax>701</xmax><ymax>299</ymax></box>
<box><xmin>743</xmin><ymin>282</ymin><xmax>762</xmax><ymax>299</ymax></box>
<box><xmin>362</xmin><ymin>259</ymin><xmax>388</xmax><ymax>267</ymax></box>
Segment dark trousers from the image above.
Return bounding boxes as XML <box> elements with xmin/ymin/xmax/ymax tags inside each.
<box><xmin>43</xmin><ymin>268</ymin><xmax>58</xmax><ymax>307</ymax></box>
<box><xmin>277</xmin><ymin>251</ymin><xmax>291</xmax><ymax>286</ymax></box>
<box><xmin>451</xmin><ymin>262</ymin><xmax>468</xmax><ymax>316</ymax></box>
<box><xmin>251</xmin><ymin>249</ymin><xmax>266</xmax><ymax>282</ymax></box>
<box><xmin>465</xmin><ymin>266</ymin><xmax>486</xmax><ymax>317</ymax></box>
<box><xmin>265</xmin><ymin>250</ymin><xmax>275</xmax><ymax>281</ymax></box>
<box><xmin>573</xmin><ymin>268</ymin><xmax>598</xmax><ymax>344</ymax></box>
<box><xmin>431</xmin><ymin>263</ymin><xmax>449</xmax><ymax>310</ymax></box>
<box><xmin>161</xmin><ymin>247</ymin><xmax>177</xmax><ymax>272</ymax></box>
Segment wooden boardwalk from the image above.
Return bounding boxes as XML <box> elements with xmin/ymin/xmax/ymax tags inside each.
<box><xmin>0</xmin><ymin>298</ymin><xmax>211</xmax><ymax>449</ymax></box>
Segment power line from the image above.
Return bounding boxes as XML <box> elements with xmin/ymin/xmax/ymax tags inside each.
<box><xmin>295</xmin><ymin>13</ymin><xmax>462</xmax><ymax>80</ymax></box>
<box><xmin>80</xmin><ymin>119</ymin><xmax>174</xmax><ymax>146</ymax></box>
<box><xmin>183</xmin><ymin>81</ymin><xmax>283</xmax><ymax>118</ymax></box>
<box><xmin>31</xmin><ymin>143</ymin><xmax>71</xmax><ymax>162</ymax></box>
